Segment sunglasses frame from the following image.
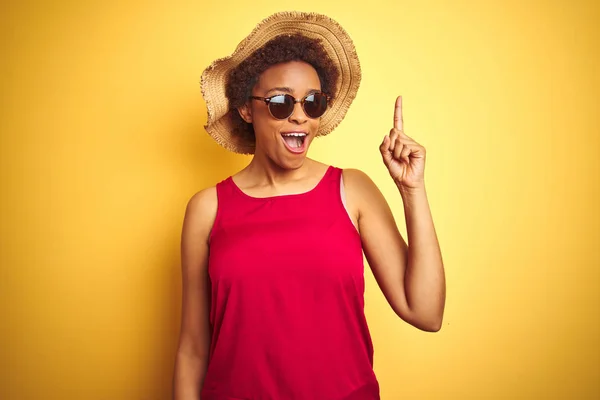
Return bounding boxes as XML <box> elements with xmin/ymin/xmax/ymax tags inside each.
<box><xmin>249</xmin><ymin>92</ymin><xmax>331</xmax><ymax>120</ymax></box>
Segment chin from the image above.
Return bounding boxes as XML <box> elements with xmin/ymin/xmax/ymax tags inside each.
<box><xmin>276</xmin><ymin>153</ymin><xmax>308</xmax><ymax>170</ymax></box>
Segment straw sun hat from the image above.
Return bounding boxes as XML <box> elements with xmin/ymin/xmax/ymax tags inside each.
<box><xmin>200</xmin><ymin>11</ymin><xmax>362</xmax><ymax>154</ymax></box>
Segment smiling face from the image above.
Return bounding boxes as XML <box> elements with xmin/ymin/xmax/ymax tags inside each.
<box><xmin>238</xmin><ymin>61</ymin><xmax>323</xmax><ymax>170</ymax></box>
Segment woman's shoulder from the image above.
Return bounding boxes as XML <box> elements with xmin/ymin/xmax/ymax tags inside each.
<box><xmin>340</xmin><ymin>168</ymin><xmax>386</xmax><ymax>210</ymax></box>
<box><xmin>184</xmin><ymin>186</ymin><xmax>218</xmax><ymax>231</ymax></box>
<box><xmin>341</xmin><ymin>168</ymin><xmax>378</xmax><ymax>190</ymax></box>
<box><xmin>187</xmin><ymin>186</ymin><xmax>218</xmax><ymax>207</ymax></box>
<box><xmin>186</xmin><ymin>171</ymin><xmax>234</xmax><ymax>209</ymax></box>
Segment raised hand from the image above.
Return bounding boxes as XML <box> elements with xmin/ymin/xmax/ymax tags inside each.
<box><xmin>379</xmin><ymin>96</ymin><xmax>426</xmax><ymax>191</ymax></box>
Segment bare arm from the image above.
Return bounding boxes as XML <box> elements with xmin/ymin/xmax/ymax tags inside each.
<box><xmin>399</xmin><ymin>184</ymin><xmax>445</xmax><ymax>331</ymax></box>
<box><xmin>345</xmin><ymin>169</ymin><xmax>445</xmax><ymax>332</ymax></box>
<box><xmin>343</xmin><ymin>96</ymin><xmax>445</xmax><ymax>332</ymax></box>
<box><xmin>173</xmin><ymin>187</ymin><xmax>217</xmax><ymax>399</ymax></box>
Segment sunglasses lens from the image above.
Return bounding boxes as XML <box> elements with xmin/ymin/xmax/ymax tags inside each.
<box><xmin>268</xmin><ymin>94</ymin><xmax>295</xmax><ymax>119</ymax></box>
<box><xmin>303</xmin><ymin>93</ymin><xmax>328</xmax><ymax>118</ymax></box>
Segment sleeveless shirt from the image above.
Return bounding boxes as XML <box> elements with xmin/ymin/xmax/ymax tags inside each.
<box><xmin>201</xmin><ymin>166</ymin><xmax>380</xmax><ymax>400</ymax></box>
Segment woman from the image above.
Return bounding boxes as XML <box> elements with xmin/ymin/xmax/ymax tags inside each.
<box><xmin>174</xmin><ymin>12</ymin><xmax>445</xmax><ymax>400</ymax></box>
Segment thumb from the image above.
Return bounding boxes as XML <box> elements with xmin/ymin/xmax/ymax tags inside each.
<box><xmin>379</xmin><ymin>136</ymin><xmax>393</xmax><ymax>167</ymax></box>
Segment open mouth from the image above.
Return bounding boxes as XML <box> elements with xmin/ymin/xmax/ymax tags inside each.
<box><xmin>281</xmin><ymin>132</ymin><xmax>308</xmax><ymax>153</ymax></box>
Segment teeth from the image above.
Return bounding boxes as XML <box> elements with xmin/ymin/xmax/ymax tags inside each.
<box><xmin>282</xmin><ymin>133</ymin><xmax>307</xmax><ymax>137</ymax></box>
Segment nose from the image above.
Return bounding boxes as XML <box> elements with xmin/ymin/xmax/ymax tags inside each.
<box><xmin>288</xmin><ymin>101</ymin><xmax>308</xmax><ymax>124</ymax></box>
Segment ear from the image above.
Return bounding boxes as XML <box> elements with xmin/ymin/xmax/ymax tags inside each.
<box><xmin>238</xmin><ymin>102</ymin><xmax>253</xmax><ymax>123</ymax></box>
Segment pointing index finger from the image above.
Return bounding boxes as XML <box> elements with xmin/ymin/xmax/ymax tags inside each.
<box><xmin>394</xmin><ymin>95</ymin><xmax>403</xmax><ymax>131</ymax></box>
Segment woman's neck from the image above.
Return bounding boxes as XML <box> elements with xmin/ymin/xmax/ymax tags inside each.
<box><xmin>243</xmin><ymin>155</ymin><xmax>315</xmax><ymax>186</ymax></box>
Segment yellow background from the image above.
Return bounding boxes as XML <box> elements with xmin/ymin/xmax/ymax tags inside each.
<box><xmin>1</xmin><ymin>0</ymin><xmax>598</xmax><ymax>398</ymax></box>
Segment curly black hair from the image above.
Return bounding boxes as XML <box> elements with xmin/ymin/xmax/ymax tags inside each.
<box><xmin>225</xmin><ymin>34</ymin><xmax>340</xmax><ymax>145</ymax></box>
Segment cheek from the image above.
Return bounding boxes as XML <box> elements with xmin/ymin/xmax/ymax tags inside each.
<box><xmin>309</xmin><ymin>118</ymin><xmax>321</xmax><ymax>133</ymax></box>
<box><xmin>252</xmin><ymin>111</ymin><xmax>284</xmax><ymax>139</ymax></box>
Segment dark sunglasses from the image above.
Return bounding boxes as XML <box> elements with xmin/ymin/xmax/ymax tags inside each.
<box><xmin>249</xmin><ymin>92</ymin><xmax>330</xmax><ymax>120</ymax></box>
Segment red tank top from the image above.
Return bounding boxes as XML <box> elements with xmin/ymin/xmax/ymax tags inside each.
<box><xmin>202</xmin><ymin>166</ymin><xmax>380</xmax><ymax>400</ymax></box>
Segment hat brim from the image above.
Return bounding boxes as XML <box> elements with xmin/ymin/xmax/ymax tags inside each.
<box><xmin>200</xmin><ymin>11</ymin><xmax>362</xmax><ymax>155</ymax></box>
